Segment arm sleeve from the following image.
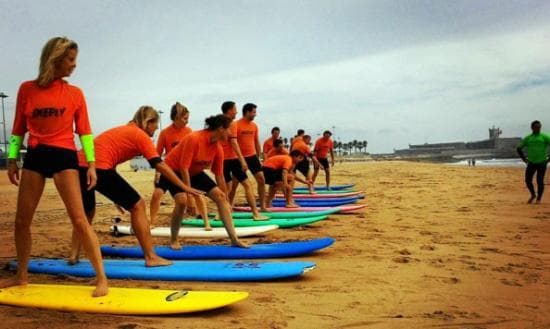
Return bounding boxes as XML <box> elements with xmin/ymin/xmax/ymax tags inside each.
<box><xmin>11</xmin><ymin>83</ymin><xmax>28</xmax><ymax>136</ymax></box>
<box><xmin>7</xmin><ymin>135</ymin><xmax>23</xmax><ymax>159</ymax></box>
<box><xmin>79</xmin><ymin>134</ymin><xmax>95</xmax><ymax>162</ymax></box>
<box><xmin>73</xmin><ymin>87</ymin><xmax>93</xmax><ymax>135</ymax></box>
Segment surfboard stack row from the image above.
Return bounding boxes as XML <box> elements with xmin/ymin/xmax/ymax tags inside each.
<box><xmin>0</xmin><ymin>183</ymin><xmax>365</xmax><ymax>315</ymax></box>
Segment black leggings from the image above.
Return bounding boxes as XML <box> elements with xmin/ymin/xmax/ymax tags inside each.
<box><xmin>525</xmin><ymin>161</ymin><xmax>547</xmax><ymax>199</ymax></box>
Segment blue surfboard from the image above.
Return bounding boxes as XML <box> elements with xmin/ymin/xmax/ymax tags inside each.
<box><xmin>11</xmin><ymin>259</ymin><xmax>316</xmax><ymax>282</ymax></box>
<box><xmin>101</xmin><ymin>237</ymin><xmax>335</xmax><ymax>260</ymax></box>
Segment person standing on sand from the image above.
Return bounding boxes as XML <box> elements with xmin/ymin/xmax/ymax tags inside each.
<box><xmin>262</xmin><ymin>126</ymin><xmax>281</xmax><ymax>159</ymax></box>
<box><xmin>160</xmin><ymin>114</ymin><xmax>249</xmax><ymax>249</ymax></box>
<box><xmin>230</xmin><ymin>103</ymin><xmax>268</xmax><ymax>215</ymax></box>
<box><xmin>1</xmin><ymin>37</ymin><xmax>108</xmax><ymax>296</ymax></box>
<box><xmin>517</xmin><ymin>120</ymin><xmax>550</xmax><ymax>204</ymax></box>
<box><xmin>312</xmin><ymin>130</ymin><xmax>335</xmax><ymax>190</ymax></box>
<box><xmin>69</xmin><ymin>106</ymin><xmax>203</xmax><ymax>265</ymax></box>
<box><xmin>149</xmin><ymin>102</ymin><xmax>193</xmax><ymax>227</ymax></box>
<box><xmin>220</xmin><ymin>101</ymin><xmax>266</xmax><ymax>219</ymax></box>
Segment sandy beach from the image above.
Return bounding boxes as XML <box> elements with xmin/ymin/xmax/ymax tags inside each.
<box><xmin>0</xmin><ymin>161</ymin><xmax>548</xmax><ymax>328</ymax></box>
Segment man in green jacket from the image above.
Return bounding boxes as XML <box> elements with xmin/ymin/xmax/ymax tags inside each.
<box><xmin>517</xmin><ymin>120</ymin><xmax>550</xmax><ymax>204</ymax></box>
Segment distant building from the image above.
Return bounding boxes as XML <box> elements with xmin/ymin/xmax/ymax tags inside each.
<box><xmin>393</xmin><ymin>126</ymin><xmax>521</xmax><ymax>161</ymax></box>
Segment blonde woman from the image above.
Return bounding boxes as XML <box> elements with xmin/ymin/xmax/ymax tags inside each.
<box><xmin>1</xmin><ymin>37</ymin><xmax>108</xmax><ymax>296</ymax></box>
<box><xmin>149</xmin><ymin>102</ymin><xmax>208</xmax><ymax>227</ymax></box>
<box><xmin>69</xmin><ymin>106</ymin><xmax>203</xmax><ymax>265</ymax></box>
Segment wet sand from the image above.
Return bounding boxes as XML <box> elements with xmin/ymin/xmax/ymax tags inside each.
<box><xmin>0</xmin><ymin>161</ymin><xmax>548</xmax><ymax>328</ymax></box>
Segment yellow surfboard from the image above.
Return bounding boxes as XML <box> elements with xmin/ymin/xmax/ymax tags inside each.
<box><xmin>0</xmin><ymin>284</ymin><xmax>248</xmax><ymax>315</ymax></box>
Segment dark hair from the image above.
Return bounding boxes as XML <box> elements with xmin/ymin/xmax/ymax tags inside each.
<box><xmin>205</xmin><ymin>114</ymin><xmax>232</xmax><ymax>130</ymax></box>
<box><xmin>221</xmin><ymin>101</ymin><xmax>236</xmax><ymax>114</ymax></box>
<box><xmin>290</xmin><ymin>150</ymin><xmax>303</xmax><ymax>157</ymax></box>
<box><xmin>242</xmin><ymin>103</ymin><xmax>257</xmax><ymax>116</ymax></box>
<box><xmin>271</xmin><ymin>126</ymin><xmax>280</xmax><ymax>134</ymax></box>
<box><xmin>297</xmin><ymin>129</ymin><xmax>305</xmax><ymax>135</ymax></box>
<box><xmin>273</xmin><ymin>138</ymin><xmax>283</xmax><ymax>147</ymax></box>
<box><xmin>531</xmin><ymin>120</ymin><xmax>541</xmax><ymax>128</ymax></box>
<box><xmin>303</xmin><ymin>135</ymin><xmax>311</xmax><ymax>140</ymax></box>
<box><xmin>323</xmin><ymin>130</ymin><xmax>332</xmax><ymax>136</ymax></box>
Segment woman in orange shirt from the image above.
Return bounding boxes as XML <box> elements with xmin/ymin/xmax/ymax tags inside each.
<box><xmin>1</xmin><ymin>37</ymin><xmax>108</xmax><ymax>297</ymax></box>
<box><xmin>149</xmin><ymin>102</ymin><xmax>194</xmax><ymax>226</ymax></box>
<box><xmin>160</xmin><ymin>114</ymin><xmax>248</xmax><ymax>249</ymax></box>
<box><xmin>69</xmin><ymin>106</ymin><xmax>203</xmax><ymax>266</ymax></box>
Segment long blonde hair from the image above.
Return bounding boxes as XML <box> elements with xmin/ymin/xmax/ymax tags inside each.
<box><xmin>36</xmin><ymin>37</ymin><xmax>78</xmax><ymax>87</ymax></box>
<box><xmin>130</xmin><ymin>106</ymin><xmax>159</xmax><ymax>130</ymax></box>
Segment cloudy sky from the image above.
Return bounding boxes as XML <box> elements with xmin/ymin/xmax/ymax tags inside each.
<box><xmin>1</xmin><ymin>0</ymin><xmax>549</xmax><ymax>153</ymax></box>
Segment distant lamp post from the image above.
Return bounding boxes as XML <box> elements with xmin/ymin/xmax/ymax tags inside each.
<box><xmin>158</xmin><ymin>110</ymin><xmax>164</xmax><ymax>131</ymax></box>
<box><xmin>0</xmin><ymin>92</ymin><xmax>8</xmax><ymax>155</ymax></box>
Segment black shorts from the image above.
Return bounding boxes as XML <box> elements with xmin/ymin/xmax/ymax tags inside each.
<box><xmin>244</xmin><ymin>155</ymin><xmax>263</xmax><ymax>175</ymax></box>
<box><xmin>262</xmin><ymin>167</ymin><xmax>283</xmax><ymax>185</ymax></box>
<box><xmin>158</xmin><ymin>171</ymin><xmax>217</xmax><ymax>195</ymax></box>
<box><xmin>317</xmin><ymin>158</ymin><xmax>330</xmax><ymax>170</ymax></box>
<box><xmin>223</xmin><ymin>159</ymin><xmax>248</xmax><ymax>183</ymax></box>
<box><xmin>79</xmin><ymin>167</ymin><xmax>141</xmax><ymax>214</ymax></box>
<box><xmin>23</xmin><ymin>145</ymin><xmax>79</xmax><ymax>178</ymax></box>
<box><xmin>294</xmin><ymin>158</ymin><xmax>310</xmax><ymax>177</ymax></box>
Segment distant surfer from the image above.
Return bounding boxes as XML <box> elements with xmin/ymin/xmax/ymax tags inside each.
<box><xmin>517</xmin><ymin>120</ymin><xmax>550</xmax><ymax>204</ymax></box>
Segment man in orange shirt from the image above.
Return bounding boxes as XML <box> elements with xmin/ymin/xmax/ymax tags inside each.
<box><xmin>263</xmin><ymin>150</ymin><xmax>308</xmax><ymax>208</ymax></box>
<box><xmin>262</xmin><ymin>126</ymin><xmax>280</xmax><ymax>159</ymax></box>
<box><xmin>149</xmin><ymin>102</ymin><xmax>193</xmax><ymax>226</ymax></box>
<box><xmin>160</xmin><ymin>114</ymin><xmax>248</xmax><ymax>249</ymax></box>
<box><xmin>312</xmin><ymin>130</ymin><xmax>335</xmax><ymax>190</ymax></box>
<box><xmin>290</xmin><ymin>134</ymin><xmax>316</xmax><ymax>193</ymax></box>
<box><xmin>266</xmin><ymin>138</ymin><xmax>289</xmax><ymax>158</ymax></box>
<box><xmin>220</xmin><ymin>101</ymin><xmax>265</xmax><ymax>219</ymax></box>
<box><xmin>232</xmin><ymin>103</ymin><xmax>267</xmax><ymax>212</ymax></box>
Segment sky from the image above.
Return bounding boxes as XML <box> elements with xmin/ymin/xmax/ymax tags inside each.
<box><xmin>1</xmin><ymin>0</ymin><xmax>550</xmax><ymax>153</ymax></box>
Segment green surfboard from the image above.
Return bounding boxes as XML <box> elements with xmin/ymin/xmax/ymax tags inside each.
<box><xmin>182</xmin><ymin>215</ymin><xmax>327</xmax><ymax>228</ymax></box>
<box><xmin>206</xmin><ymin>208</ymin><xmax>340</xmax><ymax>219</ymax></box>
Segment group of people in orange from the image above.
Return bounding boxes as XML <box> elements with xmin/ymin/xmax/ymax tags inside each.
<box><xmin>0</xmin><ymin>37</ymin><xmax>336</xmax><ymax>296</ymax></box>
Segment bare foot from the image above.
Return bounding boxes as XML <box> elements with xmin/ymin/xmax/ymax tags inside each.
<box><xmin>67</xmin><ymin>257</ymin><xmax>79</xmax><ymax>265</ymax></box>
<box><xmin>0</xmin><ymin>276</ymin><xmax>28</xmax><ymax>289</ymax></box>
<box><xmin>232</xmin><ymin>240</ymin><xmax>250</xmax><ymax>248</ymax></box>
<box><xmin>146</xmin><ymin>255</ymin><xmax>172</xmax><ymax>267</ymax></box>
<box><xmin>169</xmin><ymin>241</ymin><xmax>182</xmax><ymax>250</ymax></box>
<box><xmin>286</xmin><ymin>203</ymin><xmax>300</xmax><ymax>208</ymax></box>
<box><xmin>204</xmin><ymin>225</ymin><xmax>213</xmax><ymax>231</ymax></box>
<box><xmin>527</xmin><ymin>196</ymin><xmax>536</xmax><ymax>204</ymax></box>
<box><xmin>92</xmin><ymin>280</ymin><xmax>109</xmax><ymax>297</ymax></box>
<box><xmin>535</xmin><ymin>198</ymin><xmax>542</xmax><ymax>204</ymax></box>
<box><xmin>253</xmin><ymin>214</ymin><xmax>270</xmax><ymax>221</ymax></box>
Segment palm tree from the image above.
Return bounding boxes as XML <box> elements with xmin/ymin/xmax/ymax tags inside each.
<box><xmin>352</xmin><ymin>140</ymin><xmax>358</xmax><ymax>154</ymax></box>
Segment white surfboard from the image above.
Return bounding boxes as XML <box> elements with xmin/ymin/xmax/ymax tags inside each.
<box><xmin>110</xmin><ymin>224</ymin><xmax>279</xmax><ymax>238</ymax></box>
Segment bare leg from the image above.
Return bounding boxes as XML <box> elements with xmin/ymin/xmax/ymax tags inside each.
<box><xmin>312</xmin><ymin>164</ymin><xmax>320</xmax><ymax>185</ymax></box>
<box><xmin>53</xmin><ymin>169</ymin><xmax>108</xmax><ymax>297</ymax></box>
<box><xmin>325</xmin><ymin>168</ymin><xmax>331</xmax><ymax>190</ymax></box>
<box><xmin>169</xmin><ymin>193</ymin><xmax>187</xmax><ymax>250</ymax></box>
<box><xmin>228</xmin><ymin>176</ymin><xmax>239</xmax><ymax>205</ymax></box>
<box><xmin>266</xmin><ymin>183</ymin><xmax>277</xmax><ymax>208</ymax></box>
<box><xmin>68</xmin><ymin>208</ymin><xmax>95</xmax><ymax>265</ymax></box>
<box><xmin>149</xmin><ymin>187</ymin><xmax>164</xmax><ymax>226</ymax></box>
<box><xmin>286</xmin><ymin>176</ymin><xmax>299</xmax><ymax>208</ymax></box>
<box><xmin>129</xmin><ymin>198</ymin><xmax>171</xmax><ymax>266</ymax></box>
<box><xmin>241</xmin><ymin>179</ymin><xmax>267</xmax><ymax>220</ymax></box>
<box><xmin>255</xmin><ymin>172</ymin><xmax>267</xmax><ymax>212</ymax></box>
<box><xmin>194</xmin><ymin>195</ymin><xmax>211</xmax><ymax>230</ymax></box>
<box><xmin>208</xmin><ymin>187</ymin><xmax>248</xmax><ymax>248</ymax></box>
<box><xmin>0</xmin><ymin>170</ymin><xmax>45</xmax><ymax>290</ymax></box>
